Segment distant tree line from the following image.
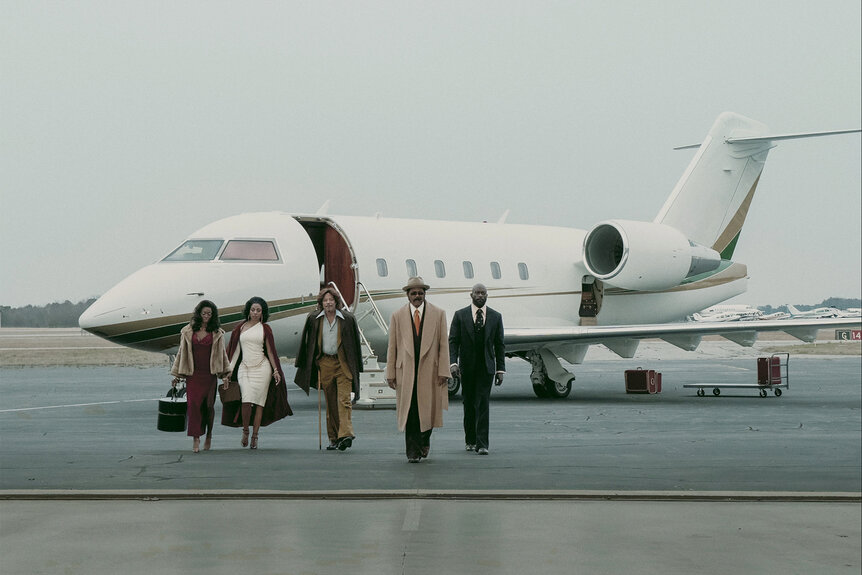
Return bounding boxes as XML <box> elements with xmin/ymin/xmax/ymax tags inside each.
<box><xmin>759</xmin><ymin>297</ymin><xmax>861</xmax><ymax>314</ymax></box>
<box><xmin>0</xmin><ymin>299</ymin><xmax>98</xmax><ymax>328</ymax></box>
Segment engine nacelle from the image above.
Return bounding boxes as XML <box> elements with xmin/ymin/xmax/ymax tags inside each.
<box><xmin>582</xmin><ymin>220</ymin><xmax>721</xmax><ymax>291</ymax></box>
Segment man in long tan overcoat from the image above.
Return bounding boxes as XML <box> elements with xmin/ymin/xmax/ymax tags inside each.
<box><xmin>386</xmin><ymin>277</ymin><xmax>450</xmax><ymax>462</ymax></box>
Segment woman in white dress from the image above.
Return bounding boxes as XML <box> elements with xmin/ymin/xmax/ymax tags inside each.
<box><xmin>225</xmin><ymin>297</ymin><xmax>288</xmax><ymax>449</ymax></box>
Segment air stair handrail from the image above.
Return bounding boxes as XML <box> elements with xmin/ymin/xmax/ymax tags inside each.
<box><xmin>327</xmin><ymin>281</ymin><xmax>379</xmax><ymax>358</ymax></box>
<box><xmin>355</xmin><ymin>281</ymin><xmax>389</xmax><ymax>336</ymax></box>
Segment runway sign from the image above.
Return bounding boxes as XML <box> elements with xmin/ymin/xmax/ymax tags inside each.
<box><xmin>835</xmin><ymin>329</ymin><xmax>861</xmax><ymax>341</ymax></box>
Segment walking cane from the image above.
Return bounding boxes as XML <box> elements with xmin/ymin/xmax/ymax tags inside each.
<box><xmin>317</xmin><ymin>371</ymin><xmax>322</xmax><ymax>450</ymax></box>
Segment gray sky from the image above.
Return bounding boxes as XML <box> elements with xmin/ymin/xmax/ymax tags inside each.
<box><xmin>2</xmin><ymin>1</ymin><xmax>860</xmax><ymax>308</ymax></box>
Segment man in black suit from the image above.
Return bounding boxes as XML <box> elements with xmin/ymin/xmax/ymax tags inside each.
<box><xmin>448</xmin><ymin>283</ymin><xmax>505</xmax><ymax>455</ymax></box>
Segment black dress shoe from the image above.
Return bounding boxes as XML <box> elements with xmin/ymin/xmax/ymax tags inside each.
<box><xmin>337</xmin><ymin>436</ymin><xmax>353</xmax><ymax>451</ymax></box>
<box><xmin>420</xmin><ymin>446</ymin><xmax>430</xmax><ymax>459</ymax></box>
<box><xmin>407</xmin><ymin>457</ymin><xmax>420</xmax><ymax>463</ymax></box>
<box><xmin>326</xmin><ymin>442</ymin><xmax>338</xmax><ymax>450</ymax></box>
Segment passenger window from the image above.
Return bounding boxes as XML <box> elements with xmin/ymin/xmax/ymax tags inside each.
<box><xmin>462</xmin><ymin>261</ymin><xmax>474</xmax><ymax>279</ymax></box>
<box><xmin>163</xmin><ymin>240</ymin><xmax>224</xmax><ymax>262</ymax></box>
<box><xmin>406</xmin><ymin>259</ymin><xmax>417</xmax><ymax>277</ymax></box>
<box><xmin>490</xmin><ymin>261</ymin><xmax>501</xmax><ymax>279</ymax></box>
<box><xmin>220</xmin><ymin>240</ymin><xmax>279</xmax><ymax>261</ymax></box>
<box><xmin>434</xmin><ymin>260</ymin><xmax>446</xmax><ymax>278</ymax></box>
<box><xmin>377</xmin><ymin>258</ymin><xmax>389</xmax><ymax>277</ymax></box>
<box><xmin>518</xmin><ymin>262</ymin><xmax>529</xmax><ymax>280</ymax></box>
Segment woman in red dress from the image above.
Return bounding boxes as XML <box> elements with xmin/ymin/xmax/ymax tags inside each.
<box><xmin>171</xmin><ymin>300</ymin><xmax>231</xmax><ymax>452</ymax></box>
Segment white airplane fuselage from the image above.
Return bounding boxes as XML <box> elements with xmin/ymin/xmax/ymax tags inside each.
<box><xmin>78</xmin><ymin>212</ymin><xmax>748</xmax><ymax>359</ymax></box>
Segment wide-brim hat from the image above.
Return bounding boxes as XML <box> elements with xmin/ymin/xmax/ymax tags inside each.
<box><xmin>402</xmin><ymin>276</ymin><xmax>430</xmax><ymax>292</ymax></box>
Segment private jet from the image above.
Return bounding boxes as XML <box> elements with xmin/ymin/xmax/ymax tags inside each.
<box><xmin>79</xmin><ymin>112</ymin><xmax>861</xmax><ymax>401</ymax></box>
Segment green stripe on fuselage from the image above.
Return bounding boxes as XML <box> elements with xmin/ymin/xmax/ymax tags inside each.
<box><xmin>680</xmin><ymin>259</ymin><xmax>734</xmax><ymax>285</ymax></box>
<box><xmin>108</xmin><ymin>301</ymin><xmax>315</xmax><ymax>346</ymax></box>
<box><xmin>720</xmin><ymin>232</ymin><xmax>741</xmax><ymax>260</ymax></box>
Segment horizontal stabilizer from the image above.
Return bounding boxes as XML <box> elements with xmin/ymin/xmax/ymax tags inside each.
<box><xmin>675</xmin><ymin>128</ymin><xmax>861</xmax><ymax>149</ymax></box>
<box><xmin>726</xmin><ymin>128</ymin><xmax>861</xmax><ymax>144</ymax></box>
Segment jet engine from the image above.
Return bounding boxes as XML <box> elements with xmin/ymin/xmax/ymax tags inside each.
<box><xmin>582</xmin><ymin>220</ymin><xmax>721</xmax><ymax>291</ymax></box>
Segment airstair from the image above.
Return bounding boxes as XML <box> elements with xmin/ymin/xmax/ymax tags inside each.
<box><xmin>327</xmin><ymin>281</ymin><xmax>395</xmax><ymax>408</ymax></box>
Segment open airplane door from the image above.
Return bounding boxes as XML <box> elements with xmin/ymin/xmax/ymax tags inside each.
<box><xmin>295</xmin><ymin>217</ymin><xmax>357</xmax><ymax>308</ymax></box>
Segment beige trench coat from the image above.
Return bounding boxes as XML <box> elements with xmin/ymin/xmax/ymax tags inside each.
<box><xmin>385</xmin><ymin>302</ymin><xmax>450</xmax><ymax>432</ymax></box>
<box><xmin>170</xmin><ymin>324</ymin><xmax>231</xmax><ymax>379</ymax></box>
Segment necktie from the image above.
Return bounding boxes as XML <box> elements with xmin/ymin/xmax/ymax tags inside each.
<box><xmin>414</xmin><ymin>309</ymin><xmax>421</xmax><ymax>335</ymax></box>
<box><xmin>475</xmin><ymin>308</ymin><xmax>484</xmax><ymax>330</ymax></box>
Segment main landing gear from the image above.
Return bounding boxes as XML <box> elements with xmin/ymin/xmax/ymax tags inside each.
<box><xmin>527</xmin><ymin>350</ymin><xmax>574</xmax><ymax>398</ymax></box>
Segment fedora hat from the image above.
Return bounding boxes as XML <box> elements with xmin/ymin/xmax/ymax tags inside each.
<box><xmin>402</xmin><ymin>276</ymin><xmax>430</xmax><ymax>292</ymax></box>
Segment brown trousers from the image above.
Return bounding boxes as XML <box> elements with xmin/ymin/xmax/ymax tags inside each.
<box><xmin>317</xmin><ymin>355</ymin><xmax>354</xmax><ymax>441</ymax></box>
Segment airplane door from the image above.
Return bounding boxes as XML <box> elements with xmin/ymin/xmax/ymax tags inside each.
<box><xmin>325</xmin><ymin>225</ymin><xmax>355</xmax><ymax>307</ymax></box>
<box><xmin>579</xmin><ymin>275</ymin><xmax>603</xmax><ymax>326</ymax></box>
<box><xmin>295</xmin><ymin>217</ymin><xmax>357</xmax><ymax>308</ymax></box>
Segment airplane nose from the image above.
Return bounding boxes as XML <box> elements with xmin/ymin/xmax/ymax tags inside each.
<box><xmin>78</xmin><ymin>297</ymin><xmax>126</xmax><ymax>335</ymax></box>
<box><xmin>75</xmin><ymin>262</ymin><xmax>207</xmax><ymax>352</ymax></box>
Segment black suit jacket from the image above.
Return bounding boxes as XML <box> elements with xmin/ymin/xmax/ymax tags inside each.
<box><xmin>448</xmin><ymin>305</ymin><xmax>505</xmax><ymax>376</ymax></box>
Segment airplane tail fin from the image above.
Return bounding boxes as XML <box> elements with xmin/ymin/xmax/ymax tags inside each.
<box><xmin>655</xmin><ymin>112</ymin><xmax>860</xmax><ymax>260</ymax></box>
<box><xmin>787</xmin><ymin>304</ymin><xmax>801</xmax><ymax>316</ymax></box>
<box><xmin>654</xmin><ymin>112</ymin><xmax>772</xmax><ymax>260</ymax></box>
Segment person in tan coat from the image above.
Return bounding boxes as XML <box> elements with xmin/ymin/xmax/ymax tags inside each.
<box><xmin>386</xmin><ymin>277</ymin><xmax>450</xmax><ymax>462</ymax></box>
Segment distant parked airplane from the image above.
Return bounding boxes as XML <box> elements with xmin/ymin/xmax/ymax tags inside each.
<box><xmin>786</xmin><ymin>305</ymin><xmax>858</xmax><ymax>319</ymax></box>
<box><xmin>691</xmin><ymin>305</ymin><xmax>763</xmax><ymax>322</ymax></box>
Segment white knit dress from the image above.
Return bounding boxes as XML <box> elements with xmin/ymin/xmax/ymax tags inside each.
<box><xmin>232</xmin><ymin>323</ymin><xmax>272</xmax><ymax>407</ymax></box>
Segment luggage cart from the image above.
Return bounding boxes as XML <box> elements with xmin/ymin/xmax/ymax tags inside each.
<box><xmin>684</xmin><ymin>353</ymin><xmax>789</xmax><ymax>397</ymax></box>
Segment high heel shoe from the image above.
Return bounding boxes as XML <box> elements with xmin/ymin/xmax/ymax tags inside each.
<box><xmin>241</xmin><ymin>429</ymin><xmax>249</xmax><ymax>448</ymax></box>
<box><xmin>250</xmin><ymin>434</ymin><xmax>258</xmax><ymax>450</ymax></box>
<box><xmin>193</xmin><ymin>437</ymin><xmax>200</xmax><ymax>453</ymax></box>
<box><xmin>203</xmin><ymin>436</ymin><xmax>212</xmax><ymax>451</ymax></box>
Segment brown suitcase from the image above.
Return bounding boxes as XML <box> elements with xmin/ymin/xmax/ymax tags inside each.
<box><xmin>625</xmin><ymin>368</ymin><xmax>651</xmax><ymax>394</ymax></box>
<box><xmin>626</xmin><ymin>368</ymin><xmax>662</xmax><ymax>394</ymax></box>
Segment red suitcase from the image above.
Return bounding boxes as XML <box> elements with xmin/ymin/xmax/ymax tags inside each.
<box><xmin>650</xmin><ymin>372</ymin><xmax>662</xmax><ymax>394</ymax></box>
<box><xmin>757</xmin><ymin>356</ymin><xmax>781</xmax><ymax>386</ymax></box>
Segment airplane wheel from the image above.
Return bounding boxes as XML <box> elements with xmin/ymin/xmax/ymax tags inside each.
<box><xmin>713</xmin><ymin>388</ymin><xmax>721</xmax><ymax>396</ymax></box>
<box><xmin>760</xmin><ymin>389</ymin><xmax>767</xmax><ymax>398</ymax></box>
<box><xmin>544</xmin><ymin>377</ymin><xmax>573</xmax><ymax>399</ymax></box>
<box><xmin>447</xmin><ymin>377</ymin><xmax>460</xmax><ymax>398</ymax></box>
<box><xmin>532</xmin><ymin>383</ymin><xmax>549</xmax><ymax>398</ymax></box>
<box><xmin>697</xmin><ymin>389</ymin><xmax>705</xmax><ymax>397</ymax></box>
<box><xmin>774</xmin><ymin>388</ymin><xmax>782</xmax><ymax>397</ymax></box>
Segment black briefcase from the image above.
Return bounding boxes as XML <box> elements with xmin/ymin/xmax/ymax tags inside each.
<box><xmin>157</xmin><ymin>386</ymin><xmax>187</xmax><ymax>432</ymax></box>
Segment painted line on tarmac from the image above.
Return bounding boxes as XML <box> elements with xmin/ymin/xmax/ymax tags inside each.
<box><xmin>0</xmin><ymin>398</ymin><xmax>158</xmax><ymax>414</ymax></box>
<box><xmin>0</xmin><ymin>347</ymin><xmax>119</xmax><ymax>351</ymax></box>
<box><xmin>402</xmin><ymin>500</ymin><xmax>422</xmax><ymax>531</ymax></box>
<box><xmin>1</xmin><ymin>490</ymin><xmax>859</xmax><ymax>502</ymax></box>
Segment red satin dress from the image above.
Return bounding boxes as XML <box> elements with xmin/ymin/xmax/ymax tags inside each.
<box><xmin>187</xmin><ymin>332</ymin><xmax>217</xmax><ymax>437</ymax></box>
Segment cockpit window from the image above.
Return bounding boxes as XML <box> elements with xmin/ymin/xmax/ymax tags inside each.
<box><xmin>163</xmin><ymin>240</ymin><xmax>224</xmax><ymax>262</ymax></box>
<box><xmin>220</xmin><ymin>240</ymin><xmax>279</xmax><ymax>261</ymax></box>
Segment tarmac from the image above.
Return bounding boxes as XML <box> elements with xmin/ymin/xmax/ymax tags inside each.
<box><xmin>1</xmin><ymin>333</ymin><xmax>860</xmax><ymax>574</ymax></box>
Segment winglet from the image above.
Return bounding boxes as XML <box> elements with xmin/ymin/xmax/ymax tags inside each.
<box><xmin>316</xmin><ymin>200</ymin><xmax>331</xmax><ymax>215</ymax></box>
